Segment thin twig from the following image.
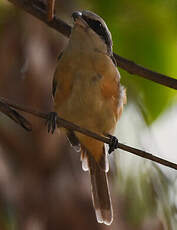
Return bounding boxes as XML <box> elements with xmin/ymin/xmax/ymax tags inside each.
<box><xmin>8</xmin><ymin>0</ymin><xmax>177</xmax><ymax>90</ymax></box>
<box><xmin>0</xmin><ymin>101</ymin><xmax>32</xmax><ymax>131</ymax></box>
<box><xmin>1</xmin><ymin>97</ymin><xmax>177</xmax><ymax>171</ymax></box>
<box><xmin>47</xmin><ymin>0</ymin><xmax>56</xmax><ymax>21</ymax></box>
<box><xmin>113</xmin><ymin>54</ymin><xmax>177</xmax><ymax>90</ymax></box>
<box><xmin>8</xmin><ymin>0</ymin><xmax>71</xmax><ymax>37</ymax></box>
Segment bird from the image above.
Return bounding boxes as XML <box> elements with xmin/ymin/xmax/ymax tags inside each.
<box><xmin>46</xmin><ymin>10</ymin><xmax>126</xmax><ymax>225</ymax></box>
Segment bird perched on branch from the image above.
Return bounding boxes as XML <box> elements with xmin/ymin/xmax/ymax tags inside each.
<box><xmin>47</xmin><ymin>10</ymin><xmax>126</xmax><ymax>225</ymax></box>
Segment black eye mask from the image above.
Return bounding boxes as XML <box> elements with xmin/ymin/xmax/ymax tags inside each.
<box><xmin>82</xmin><ymin>15</ymin><xmax>112</xmax><ymax>54</ymax></box>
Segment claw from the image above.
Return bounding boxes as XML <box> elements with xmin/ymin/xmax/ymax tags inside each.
<box><xmin>45</xmin><ymin>112</ymin><xmax>58</xmax><ymax>134</ymax></box>
<box><xmin>106</xmin><ymin>134</ymin><xmax>119</xmax><ymax>154</ymax></box>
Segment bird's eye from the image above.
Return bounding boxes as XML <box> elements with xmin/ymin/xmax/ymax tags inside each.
<box><xmin>94</xmin><ymin>21</ymin><xmax>102</xmax><ymax>30</ymax></box>
<box><xmin>82</xmin><ymin>16</ymin><xmax>105</xmax><ymax>38</ymax></box>
<box><xmin>82</xmin><ymin>15</ymin><xmax>112</xmax><ymax>54</ymax></box>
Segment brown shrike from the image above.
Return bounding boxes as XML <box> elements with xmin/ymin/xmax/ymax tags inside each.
<box><xmin>47</xmin><ymin>10</ymin><xmax>126</xmax><ymax>225</ymax></box>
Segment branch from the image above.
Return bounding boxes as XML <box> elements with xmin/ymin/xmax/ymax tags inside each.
<box><xmin>1</xmin><ymin>96</ymin><xmax>176</xmax><ymax>171</ymax></box>
<box><xmin>0</xmin><ymin>101</ymin><xmax>32</xmax><ymax>131</ymax></box>
<box><xmin>47</xmin><ymin>0</ymin><xmax>55</xmax><ymax>21</ymax></box>
<box><xmin>8</xmin><ymin>0</ymin><xmax>71</xmax><ymax>37</ymax></box>
<box><xmin>7</xmin><ymin>0</ymin><xmax>177</xmax><ymax>90</ymax></box>
<box><xmin>113</xmin><ymin>53</ymin><xmax>177</xmax><ymax>90</ymax></box>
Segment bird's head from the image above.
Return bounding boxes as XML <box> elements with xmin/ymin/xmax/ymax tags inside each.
<box><xmin>71</xmin><ymin>10</ymin><xmax>113</xmax><ymax>55</ymax></box>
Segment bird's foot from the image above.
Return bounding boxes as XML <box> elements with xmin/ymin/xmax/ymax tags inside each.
<box><xmin>105</xmin><ymin>134</ymin><xmax>119</xmax><ymax>154</ymax></box>
<box><xmin>45</xmin><ymin>112</ymin><xmax>58</xmax><ymax>134</ymax></box>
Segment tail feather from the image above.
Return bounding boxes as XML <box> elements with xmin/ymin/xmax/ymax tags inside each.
<box><xmin>86</xmin><ymin>152</ymin><xmax>113</xmax><ymax>225</ymax></box>
<box><xmin>80</xmin><ymin>150</ymin><xmax>89</xmax><ymax>171</ymax></box>
<box><xmin>99</xmin><ymin>144</ymin><xmax>109</xmax><ymax>172</ymax></box>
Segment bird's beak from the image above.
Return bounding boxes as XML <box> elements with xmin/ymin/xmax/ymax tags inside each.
<box><xmin>72</xmin><ymin>11</ymin><xmax>82</xmax><ymax>21</ymax></box>
<box><xmin>72</xmin><ymin>11</ymin><xmax>88</xmax><ymax>28</ymax></box>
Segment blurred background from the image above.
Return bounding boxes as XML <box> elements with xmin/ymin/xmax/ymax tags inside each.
<box><xmin>0</xmin><ymin>0</ymin><xmax>176</xmax><ymax>229</ymax></box>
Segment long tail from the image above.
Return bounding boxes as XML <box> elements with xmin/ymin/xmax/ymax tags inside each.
<box><xmin>66</xmin><ymin>131</ymin><xmax>113</xmax><ymax>225</ymax></box>
<box><xmin>81</xmin><ymin>150</ymin><xmax>113</xmax><ymax>225</ymax></box>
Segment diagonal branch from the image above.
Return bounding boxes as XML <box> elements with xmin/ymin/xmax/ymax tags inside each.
<box><xmin>8</xmin><ymin>0</ymin><xmax>71</xmax><ymax>37</ymax></box>
<box><xmin>113</xmin><ymin>53</ymin><xmax>177</xmax><ymax>90</ymax></box>
<box><xmin>1</xmin><ymin>96</ymin><xmax>177</xmax><ymax>171</ymax></box>
<box><xmin>0</xmin><ymin>101</ymin><xmax>32</xmax><ymax>131</ymax></box>
<box><xmin>47</xmin><ymin>0</ymin><xmax>56</xmax><ymax>21</ymax></box>
<box><xmin>8</xmin><ymin>0</ymin><xmax>177</xmax><ymax>90</ymax></box>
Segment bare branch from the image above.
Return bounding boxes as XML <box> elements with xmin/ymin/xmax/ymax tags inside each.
<box><xmin>7</xmin><ymin>0</ymin><xmax>177</xmax><ymax>90</ymax></box>
<box><xmin>47</xmin><ymin>0</ymin><xmax>56</xmax><ymax>21</ymax></box>
<box><xmin>113</xmin><ymin>54</ymin><xmax>177</xmax><ymax>90</ymax></box>
<box><xmin>8</xmin><ymin>0</ymin><xmax>71</xmax><ymax>37</ymax></box>
<box><xmin>0</xmin><ymin>101</ymin><xmax>32</xmax><ymax>131</ymax></box>
<box><xmin>1</xmin><ymin>97</ymin><xmax>176</xmax><ymax>171</ymax></box>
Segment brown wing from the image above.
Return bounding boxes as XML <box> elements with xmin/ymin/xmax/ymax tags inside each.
<box><xmin>99</xmin><ymin>57</ymin><xmax>126</xmax><ymax>121</ymax></box>
<box><xmin>53</xmin><ymin>54</ymin><xmax>74</xmax><ymax>108</ymax></box>
<box><xmin>52</xmin><ymin>52</ymin><xmax>63</xmax><ymax>98</ymax></box>
<box><xmin>100</xmin><ymin>72</ymin><xmax>120</xmax><ymax>121</ymax></box>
